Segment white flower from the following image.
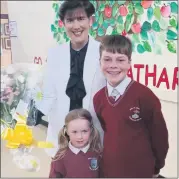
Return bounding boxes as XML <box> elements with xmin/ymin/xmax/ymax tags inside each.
<box><xmin>17</xmin><ymin>75</ymin><xmax>25</xmax><ymax>83</ymax></box>
<box><xmin>1</xmin><ymin>83</ymin><xmax>6</xmax><ymax>92</ymax></box>
<box><xmin>10</xmin><ymin>108</ymin><xmax>16</xmax><ymax>116</ymax></box>
<box><xmin>6</xmin><ymin>66</ymin><xmax>16</xmax><ymax>74</ymax></box>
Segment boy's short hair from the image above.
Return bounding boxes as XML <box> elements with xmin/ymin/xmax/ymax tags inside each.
<box><xmin>99</xmin><ymin>35</ymin><xmax>132</xmax><ymax>60</ymax></box>
<box><xmin>59</xmin><ymin>0</ymin><xmax>95</xmax><ymax>21</ymax></box>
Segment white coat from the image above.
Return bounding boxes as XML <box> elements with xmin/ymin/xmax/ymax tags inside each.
<box><xmin>38</xmin><ymin>36</ymin><xmax>106</xmax><ymax>157</ymax></box>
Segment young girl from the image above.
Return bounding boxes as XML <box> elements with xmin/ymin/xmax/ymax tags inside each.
<box><xmin>49</xmin><ymin>108</ymin><xmax>102</xmax><ymax>178</ymax></box>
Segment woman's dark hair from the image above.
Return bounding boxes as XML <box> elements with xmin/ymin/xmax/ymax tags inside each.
<box><xmin>59</xmin><ymin>0</ymin><xmax>95</xmax><ymax>21</ymax></box>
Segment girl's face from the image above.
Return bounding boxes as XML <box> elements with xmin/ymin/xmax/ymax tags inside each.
<box><xmin>67</xmin><ymin>118</ymin><xmax>91</xmax><ymax>149</ymax></box>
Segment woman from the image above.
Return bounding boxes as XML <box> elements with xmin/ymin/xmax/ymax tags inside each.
<box><xmin>36</xmin><ymin>0</ymin><xmax>105</xmax><ymax>157</ymax></box>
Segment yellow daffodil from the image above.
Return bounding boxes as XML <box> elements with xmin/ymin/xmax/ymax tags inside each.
<box><xmin>1</xmin><ymin>115</ymin><xmax>54</xmax><ymax>149</ymax></box>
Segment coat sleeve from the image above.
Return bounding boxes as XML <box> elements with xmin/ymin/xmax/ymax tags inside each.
<box><xmin>49</xmin><ymin>159</ymin><xmax>66</xmax><ymax>178</ymax></box>
<box><xmin>89</xmin><ymin>63</ymin><xmax>106</xmax><ymax>145</ymax></box>
<box><xmin>144</xmin><ymin>92</ymin><xmax>169</xmax><ymax>175</ymax></box>
<box><xmin>36</xmin><ymin>48</ymin><xmax>57</xmax><ymax>116</ymax></box>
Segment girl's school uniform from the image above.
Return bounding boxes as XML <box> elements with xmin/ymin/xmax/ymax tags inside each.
<box><xmin>93</xmin><ymin>77</ymin><xmax>169</xmax><ymax>178</ymax></box>
<box><xmin>49</xmin><ymin>143</ymin><xmax>101</xmax><ymax>178</ymax></box>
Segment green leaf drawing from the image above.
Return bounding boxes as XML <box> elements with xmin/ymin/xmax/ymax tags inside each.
<box><xmin>110</xmin><ymin>18</ymin><xmax>116</xmax><ymax>26</ymax></box>
<box><xmin>140</xmin><ymin>30</ymin><xmax>148</xmax><ymax>40</ymax></box>
<box><xmin>132</xmin><ymin>33</ymin><xmax>140</xmax><ymax>43</ymax></box>
<box><xmin>112</xmin><ymin>28</ymin><xmax>118</xmax><ymax>35</ymax></box>
<box><xmin>98</xmin><ymin>27</ymin><xmax>105</xmax><ymax>36</ymax></box>
<box><xmin>105</xmin><ymin>18</ymin><xmax>115</xmax><ymax>26</ymax></box>
<box><xmin>95</xmin><ymin>11</ymin><xmax>99</xmax><ymax>22</ymax></box>
<box><xmin>170</xmin><ymin>2</ymin><xmax>178</xmax><ymax>14</ymax></box>
<box><xmin>90</xmin><ymin>29</ymin><xmax>97</xmax><ymax>39</ymax></box>
<box><xmin>118</xmin><ymin>1</ymin><xmax>126</xmax><ymax>6</ymax></box>
<box><xmin>55</xmin><ymin>20</ymin><xmax>58</xmax><ymax>26</ymax></box>
<box><xmin>52</xmin><ymin>3</ymin><xmax>59</xmax><ymax>13</ymax></box>
<box><xmin>51</xmin><ymin>24</ymin><xmax>57</xmax><ymax>32</ymax></box>
<box><xmin>99</xmin><ymin>4</ymin><xmax>105</xmax><ymax>11</ymax></box>
<box><xmin>116</xmin><ymin>24</ymin><xmax>124</xmax><ymax>34</ymax></box>
<box><xmin>109</xmin><ymin>1</ymin><xmax>115</xmax><ymax>7</ymax></box>
<box><xmin>125</xmin><ymin>14</ymin><xmax>134</xmax><ymax>32</ymax></box>
<box><xmin>53</xmin><ymin>32</ymin><xmax>58</xmax><ymax>39</ymax></box>
<box><xmin>167</xmin><ymin>41</ymin><xmax>176</xmax><ymax>53</ymax></box>
<box><xmin>99</xmin><ymin>13</ymin><xmax>104</xmax><ymax>26</ymax></box>
<box><xmin>154</xmin><ymin>6</ymin><xmax>161</xmax><ymax>20</ymax></box>
<box><xmin>135</xmin><ymin>3</ymin><xmax>144</xmax><ymax>15</ymax></box>
<box><xmin>92</xmin><ymin>22</ymin><xmax>98</xmax><ymax>30</ymax></box>
<box><xmin>142</xmin><ymin>21</ymin><xmax>152</xmax><ymax>31</ymax></box>
<box><xmin>102</xmin><ymin>21</ymin><xmax>108</xmax><ymax>29</ymax></box>
<box><xmin>152</xmin><ymin>20</ymin><xmax>160</xmax><ymax>32</ymax></box>
<box><xmin>147</xmin><ymin>7</ymin><xmax>153</xmax><ymax>21</ymax></box>
<box><xmin>143</xmin><ymin>41</ymin><xmax>152</xmax><ymax>52</ymax></box>
<box><xmin>167</xmin><ymin>29</ymin><xmax>177</xmax><ymax>40</ymax></box>
<box><xmin>169</xmin><ymin>17</ymin><xmax>177</xmax><ymax>28</ymax></box>
<box><xmin>112</xmin><ymin>5</ymin><xmax>118</xmax><ymax>17</ymax></box>
<box><xmin>137</xmin><ymin>44</ymin><xmax>145</xmax><ymax>53</ymax></box>
<box><xmin>128</xmin><ymin>3</ymin><xmax>133</xmax><ymax>14</ymax></box>
<box><xmin>117</xmin><ymin>15</ymin><xmax>123</xmax><ymax>24</ymax></box>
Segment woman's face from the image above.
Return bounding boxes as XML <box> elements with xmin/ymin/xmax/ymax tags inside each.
<box><xmin>63</xmin><ymin>8</ymin><xmax>92</xmax><ymax>50</ymax></box>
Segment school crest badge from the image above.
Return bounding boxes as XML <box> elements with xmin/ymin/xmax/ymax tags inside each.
<box><xmin>88</xmin><ymin>158</ymin><xmax>99</xmax><ymax>170</ymax></box>
<box><xmin>129</xmin><ymin>107</ymin><xmax>142</xmax><ymax>121</ymax></box>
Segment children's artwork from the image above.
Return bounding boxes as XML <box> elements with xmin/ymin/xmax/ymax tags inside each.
<box><xmin>4</xmin><ymin>23</ymin><xmax>10</xmax><ymax>36</ymax></box>
<box><xmin>0</xmin><ymin>46</ymin><xmax>2</xmax><ymax>56</ymax></box>
<box><xmin>1</xmin><ymin>38</ymin><xmax>4</xmax><ymax>49</ymax></box>
<box><xmin>4</xmin><ymin>37</ymin><xmax>11</xmax><ymax>50</ymax></box>
<box><xmin>9</xmin><ymin>21</ymin><xmax>18</xmax><ymax>37</ymax></box>
<box><xmin>1</xmin><ymin>24</ymin><xmax>4</xmax><ymax>35</ymax></box>
<box><xmin>51</xmin><ymin>0</ymin><xmax>178</xmax><ymax>54</ymax></box>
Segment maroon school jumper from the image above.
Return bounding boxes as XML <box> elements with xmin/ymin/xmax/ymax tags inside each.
<box><xmin>49</xmin><ymin>148</ymin><xmax>101</xmax><ymax>178</ymax></box>
<box><xmin>93</xmin><ymin>80</ymin><xmax>169</xmax><ymax>178</ymax></box>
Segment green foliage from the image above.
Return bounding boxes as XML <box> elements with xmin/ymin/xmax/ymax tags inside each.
<box><xmin>51</xmin><ymin>0</ymin><xmax>178</xmax><ymax>54</ymax></box>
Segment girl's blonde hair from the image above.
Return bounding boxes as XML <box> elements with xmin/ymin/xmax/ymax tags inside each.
<box><xmin>53</xmin><ymin>108</ymin><xmax>102</xmax><ymax>161</ymax></box>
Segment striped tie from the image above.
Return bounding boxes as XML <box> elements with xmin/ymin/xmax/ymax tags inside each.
<box><xmin>111</xmin><ymin>89</ymin><xmax>120</xmax><ymax>100</ymax></box>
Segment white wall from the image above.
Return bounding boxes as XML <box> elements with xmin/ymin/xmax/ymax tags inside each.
<box><xmin>7</xmin><ymin>1</ymin><xmax>178</xmax><ymax>177</ymax></box>
<box><xmin>7</xmin><ymin>1</ymin><xmax>57</xmax><ymax>64</ymax></box>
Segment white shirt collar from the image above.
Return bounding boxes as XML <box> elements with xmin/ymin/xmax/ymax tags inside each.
<box><xmin>68</xmin><ymin>142</ymin><xmax>90</xmax><ymax>155</ymax></box>
<box><xmin>107</xmin><ymin>76</ymin><xmax>131</xmax><ymax>97</ymax></box>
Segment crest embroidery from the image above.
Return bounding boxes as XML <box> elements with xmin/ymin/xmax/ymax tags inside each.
<box><xmin>129</xmin><ymin>107</ymin><xmax>142</xmax><ymax>121</ymax></box>
<box><xmin>88</xmin><ymin>158</ymin><xmax>99</xmax><ymax>170</ymax></box>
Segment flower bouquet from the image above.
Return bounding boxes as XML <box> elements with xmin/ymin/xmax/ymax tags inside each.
<box><xmin>1</xmin><ymin>63</ymin><xmax>53</xmax><ymax>172</ymax></box>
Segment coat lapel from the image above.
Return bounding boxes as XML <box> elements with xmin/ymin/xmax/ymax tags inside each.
<box><xmin>83</xmin><ymin>36</ymin><xmax>100</xmax><ymax>108</ymax></box>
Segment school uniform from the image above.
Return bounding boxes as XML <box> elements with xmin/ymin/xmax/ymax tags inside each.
<box><xmin>36</xmin><ymin>36</ymin><xmax>105</xmax><ymax>157</ymax></box>
<box><xmin>93</xmin><ymin>76</ymin><xmax>169</xmax><ymax>178</ymax></box>
<box><xmin>49</xmin><ymin>142</ymin><xmax>101</xmax><ymax>178</ymax></box>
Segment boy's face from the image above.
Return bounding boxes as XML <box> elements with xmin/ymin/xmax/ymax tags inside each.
<box><xmin>100</xmin><ymin>50</ymin><xmax>131</xmax><ymax>87</ymax></box>
<box><xmin>63</xmin><ymin>8</ymin><xmax>92</xmax><ymax>49</ymax></box>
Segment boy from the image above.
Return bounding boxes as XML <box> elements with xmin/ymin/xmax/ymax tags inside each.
<box><xmin>93</xmin><ymin>35</ymin><xmax>169</xmax><ymax>178</ymax></box>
